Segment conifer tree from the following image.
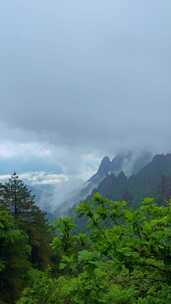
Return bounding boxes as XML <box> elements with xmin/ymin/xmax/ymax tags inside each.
<box><xmin>0</xmin><ymin>173</ymin><xmax>52</xmax><ymax>270</ymax></box>
<box><xmin>0</xmin><ymin>172</ymin><xmax>36</xmax><ymax>219</ymax></box>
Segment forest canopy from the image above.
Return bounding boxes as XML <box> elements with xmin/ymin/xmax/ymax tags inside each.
<box><xmin>1</xmin><ymin>174</ymin><xmax>171</xmax><ymax>303</ymax></box>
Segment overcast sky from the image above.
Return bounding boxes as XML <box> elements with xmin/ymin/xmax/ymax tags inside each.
<box><xmin>0</xmin><ymin>1</ymin><xmax>171</xmax><ymax>181</ymax></box>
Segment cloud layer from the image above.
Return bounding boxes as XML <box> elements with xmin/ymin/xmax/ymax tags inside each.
<box><xmin>0</xmin><ymin>1</ymin><xmax>171</xmax><ymax>179</ymax></box>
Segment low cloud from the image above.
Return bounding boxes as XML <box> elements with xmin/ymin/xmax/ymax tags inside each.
<box><xmin>0</xmin><ymin>1</ymin><xmax>171</xmax><ymax>180</ymax></box>
<box><xmin>0</xmin><ymin>171</ymin><xmax>68</xmax><ymax>185</ymax></box>
<box><xmin>20</xmin><ymin>172</ymin><xmax>69</xmax><ymax>185</ymax></box>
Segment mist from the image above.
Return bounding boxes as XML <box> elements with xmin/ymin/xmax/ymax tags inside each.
<box><xmin>0</xmin><ymin>1</ymin><xmax>171</xmax><ymax>197</ymax></box>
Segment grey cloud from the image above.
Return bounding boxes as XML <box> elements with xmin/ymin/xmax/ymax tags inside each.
<box><xmin>0</xmin><ymin>172</ymin><xmax>68</xmax><ymax>185</ymax></box>
<box><xmin>0</xmin><ymin>0</ymin><xmax>171</xmax><ymax>158</ymax></box>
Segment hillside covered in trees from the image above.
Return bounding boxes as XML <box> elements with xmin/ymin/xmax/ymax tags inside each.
<box><xmin>1</xmin><ymin>173</ymin><xmax>171</xmax><ymax>303</ymax></box>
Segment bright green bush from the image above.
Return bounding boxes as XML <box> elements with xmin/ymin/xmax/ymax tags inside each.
<box><xmin>18</xmin><ymin>194</ymin><xmax>171</xmax><ymax>303</ymax></box>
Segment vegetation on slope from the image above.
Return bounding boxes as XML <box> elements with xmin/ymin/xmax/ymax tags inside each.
<box><xmin>1</xmin><ymin>173</ymin><xmax>171</xmax><ymax>303</ymax></box>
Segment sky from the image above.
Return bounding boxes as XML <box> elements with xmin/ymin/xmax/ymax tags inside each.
<box><xmin>0</xmin><ymin>0</ymin><xmax>171</xmax><ymax>186</ymax></box>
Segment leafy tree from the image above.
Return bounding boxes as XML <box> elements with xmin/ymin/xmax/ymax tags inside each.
<box><xmin>0</xmin><ymin>207</ymin><xmax>31</xmax><ymax>304</ymax></box>
<box><xmin>18</xmin><ymin>194</ymin><xmax>171</xmax><ymax>303</ymax></box>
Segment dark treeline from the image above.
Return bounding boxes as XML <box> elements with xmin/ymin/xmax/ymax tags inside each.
<box><xmin>1</xmin><ymin>173</ymin><xmax>171</xmax><ymax>303</ymax></box>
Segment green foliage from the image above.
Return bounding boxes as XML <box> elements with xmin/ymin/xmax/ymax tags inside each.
<box><xmin>0</xmin><ymin>173</ymin><xmax>52</xmax><ymax>270</ymax></box>
<box><xmin>0</xmin><ymin>207</ymin><xmax>31</xmax><ymax>303</ymax></box>
<box><xmin>0</xmin><ymin>172</ymin><xmax>35</xmax><ymax>218</ymax></box>
<box><xmin>0</xmin><ymin>174</ymin><xmax>53</xmax><ymax>303</ymax></box>
<box><xmin>18</xmin><ymin>194</ymin><xmax>171</xmax><ymax>303</ymax></box>
<box><xmin>17</xmin><ymin>270</ymin><xmax>57</xmax><ymax>304</ymax></box>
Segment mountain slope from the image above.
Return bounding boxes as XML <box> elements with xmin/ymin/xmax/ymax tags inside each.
<box><xmin>54</xmin><ymin>151</ymin><xmax>153</xmax><ymax>216</ymax></box>
<box><xmin>90</xmin><ymin>153</ymin><xmax>171</xmax><ymax>205</ymax></box>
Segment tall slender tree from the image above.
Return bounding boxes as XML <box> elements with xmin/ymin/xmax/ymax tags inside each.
<box><xmin>0</xmin><ymin>172</ymin><xmax>36</xmax><ymax>219</ymax></box>
<box><xmin>0</xmin><ymin>173</ymin><xmax>52</xmax><ymax>269</ymax></box>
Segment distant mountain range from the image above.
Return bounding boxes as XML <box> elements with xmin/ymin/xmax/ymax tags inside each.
<box><xmin>32</xmin><ymin>151</ymin><xmax>171</xmax><ymax>218</ymax></box>
<box><xmin>89</xmin><ymin>153</ymin><xmax>171</xmax><ymax>206</ymax></box>
<box><xmin>54</xmin><ymin>151</ymin><xmax>153</xmax><ymax>216</ymax></box>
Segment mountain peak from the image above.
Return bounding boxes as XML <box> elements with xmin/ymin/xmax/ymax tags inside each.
<box><xmin>118</xmin><ymin>171</ymin><xmax>127</xmax><ymax>180</ymax></box>
<box><xmin>111</xmin><ymin>152</ymin><xmax>133</xmax><ymax>174</ymax></box>
<box><xmin>152</xmin><ymin>153</ymin><xmax>171</xmax><ymax>163</ymax></box>
<box><xmin>97</xmin><ymin>156</ymin><xmax>112</xmax><ymax>176</ymax></box>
